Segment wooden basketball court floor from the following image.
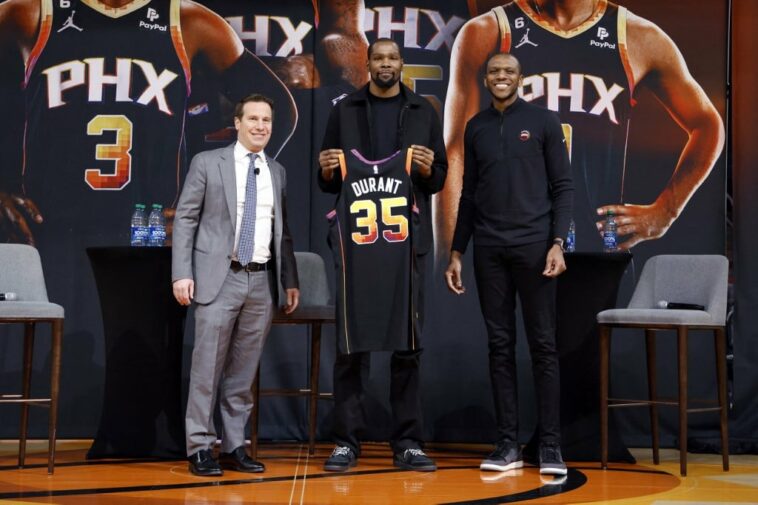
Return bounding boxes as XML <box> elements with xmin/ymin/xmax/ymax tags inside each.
<box><xmin>1</xmin><ymin>440</ymin><xmax>757</xmax><ymax>504</ymax></box>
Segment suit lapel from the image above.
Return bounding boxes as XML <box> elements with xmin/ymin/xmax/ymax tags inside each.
<box><xmin>266</xmin><ymin>154</ymin><xmax>284</xmax><ymax>302</ymax></box>
<box><xmin>219</xmin><ymin>144</ymin><xmax>237</xmax><ymax>230</ymax></box>
<box><xmin>267</xmin><ymin>155</ymin><xmax>283</xmax><ymax>253</ymax></box>
<box><xmin>267</xmin><ymin>154</ymin><xmax>282</xmax><ymax>205</ymax></box>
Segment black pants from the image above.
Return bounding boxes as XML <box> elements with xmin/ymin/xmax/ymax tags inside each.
<box><xmin>473</xmin><ymin>241</ymin><xmax>561</xmax><ymax>445</ymax></box>
<box><xmin>332</xmin><ymin>349</ymin><xmax>424</xmax><ymax>455</ymax></box>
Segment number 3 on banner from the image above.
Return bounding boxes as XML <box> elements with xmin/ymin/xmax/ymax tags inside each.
<box><xmin>350</xmin><ymin>197</ymin><xmax>409</xmax><ymax>245</ymax></box>
<box><xmin>85</xmin><ymin>114</ymin><xmax>133</xmax><ymax>190</ymax></box>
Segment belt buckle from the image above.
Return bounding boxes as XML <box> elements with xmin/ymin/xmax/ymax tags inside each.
<box><xmin>235</xmin><ymin>260</ymin><xmax>270</xmax><ymax>272</ymax></box>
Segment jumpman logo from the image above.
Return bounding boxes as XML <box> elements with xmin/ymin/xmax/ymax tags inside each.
<box><xmin>515</xmin><ymin>28</ymin><xmax>538</xmax><ymax>48</ymax></box>
<box><xmin>58</xmin><ymin>10</ymin><xmax>83</xmax><ymax>33</ymax></box>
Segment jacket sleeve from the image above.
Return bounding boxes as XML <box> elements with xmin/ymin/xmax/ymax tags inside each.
<box><xmin>171</xmin><ymin>152</ymin><xmax>207</xmax><ymax>282</ymax></box>
<box><xmin>317</xmin><ymin>104</ymin><xmax>344</xmax><ymax>194</ymax></box>
<box><xmin>411</xmin><ymin>103</ymin><xmax>448</xmax><ymax>195</ymax></box>
<box><xmin>451</xmin><ymin>121</ymin><xmax>477</xmax><ymax>254</ymax></box>
<box><xmin>278</xmin><ymin>165</ymin><xmax>299</xmax><ymax>291</ymax></box>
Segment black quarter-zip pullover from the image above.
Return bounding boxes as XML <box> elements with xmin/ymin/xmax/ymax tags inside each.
<box><xmin>452</xmin><ymin>98</ymin><xmax>574</xmax><ymax>252</ymax></box>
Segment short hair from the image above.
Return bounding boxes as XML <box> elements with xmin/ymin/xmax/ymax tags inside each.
<box><xmin>367</xmin><ymin>37</ymin><xmax>401</xmax><ymax>59</ymax></box>
<box><xmin>486</xmin><ymin>52</ymin><xmax>523</xmax><ymax>75</ymax></box>
<box><xmin>234</xmin><ymin>94</ymin><xmax>274</xmax><ymax>121</ymax></box>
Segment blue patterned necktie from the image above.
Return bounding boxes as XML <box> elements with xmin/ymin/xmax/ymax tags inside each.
<box><xmin>237</xmin><ymin>152</ymin><xmax>259</xmax><ymax>265</ymax></box>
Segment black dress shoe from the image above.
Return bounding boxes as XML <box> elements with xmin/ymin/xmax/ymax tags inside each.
<box><xmin>218</xmin><ymin>446</ymin><xmax>265</xmax><ymax>473</ymax></box>
<box><xmin>188</xmin><ymin>449</ymin><xmax>223</xmax><ymax>477</ymax></box>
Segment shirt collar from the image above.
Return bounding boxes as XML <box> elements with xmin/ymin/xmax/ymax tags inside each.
<box><xmin>489</xmin><ymin>97</ymin><xmax>525</xmax><ymax>115</ymax></box>
<box><xmin>234</xmin><ymin>141</ymin><xmax>266</xmax><ymax>164</ymax></box>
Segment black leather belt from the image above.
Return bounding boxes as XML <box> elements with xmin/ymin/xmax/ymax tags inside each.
<box><xmin>230</xmin><ymin>260</ymin><xmax>272</xmax><ymax>272</ymax></box>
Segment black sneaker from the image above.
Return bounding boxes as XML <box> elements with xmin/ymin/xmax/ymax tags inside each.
<box><xmin>480</xmin><ymin>441</ymin><xmax>523</xmax><ymax>472</ymax></box>
<box><xmin>393</xmin><ymin>448</ymin><xmax>437</xmax><ymax>472</ymax></box>
<box><xmin>538</xmin><ymin>444</ymin><xmax>567</xmax><ymax>475</ymax></box>
<box><xmin>324</xmin><ymin>445</ymin><xmax>357</xmax><ymax>472</ymax></box>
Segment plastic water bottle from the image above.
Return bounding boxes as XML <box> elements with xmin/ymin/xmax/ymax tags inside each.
<box><xmin>566</xmin><ymin>219</ymin><xmax>576</xmax><ymax>252</ymax></box>
<box><xmin>148</xmin><ymin>204</ymin><xmax>166</xmax><ymax>247</ymax></box>
<box><xmin>603</xmin><ymin>211</ymin><xmax>617</xmax><ymax>252</ymax></box>
<box><xmin>130</xmin><ymin>204</ymin><xmax>148</xmax><ymax>246</ymax></box>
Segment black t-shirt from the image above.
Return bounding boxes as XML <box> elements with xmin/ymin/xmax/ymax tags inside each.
<box><xmin>368</xmin><ymin>92</ymin><xmax>402</xmax><ymax>159</ymax></box>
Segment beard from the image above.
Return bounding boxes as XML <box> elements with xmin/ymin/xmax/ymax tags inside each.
<box><xmin>372</xmin><ymin>72</ymin><xmax>400</xmax><ymax>89</ymax></box>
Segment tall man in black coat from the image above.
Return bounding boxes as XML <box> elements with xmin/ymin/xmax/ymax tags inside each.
<box><xmin>318</xmin><ymin>38</ymin><xmax>447</xmax><ymax>472</ymax></box>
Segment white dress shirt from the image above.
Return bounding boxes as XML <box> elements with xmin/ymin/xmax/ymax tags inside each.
<box><xmin>232</xmin><ymin>142</ymin><xmax>274</xmax><ymax>264</ymax></box>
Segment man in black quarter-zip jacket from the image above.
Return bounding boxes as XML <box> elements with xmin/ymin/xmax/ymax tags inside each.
<box><xmin>446</xmin><ymin>52</ymin><xmax>573</xmax><ymax>477</ymax></box>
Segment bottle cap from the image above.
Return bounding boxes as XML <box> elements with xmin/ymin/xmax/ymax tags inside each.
<box><xmin>152</xmin><ymin>203</ymin><xmax>163</xmax><ymax>210</ymax></box>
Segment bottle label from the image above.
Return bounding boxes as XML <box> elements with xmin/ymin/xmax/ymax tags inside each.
<box><xmin>603</xmin><ymin>231</ymin><xmax>617</xmax><ymax>251</ymax></box>
<box><xmin>149</xmin><ymin>226</ymin><xmax>166</xmax><ymax>238</ymax></box>
<box><xmin>566</xmin><ymin>232</ymin><xmax>575</xmax><ymax>252</ymax></box>
<box><xmin>131</xmin><ymin>225</ymin><xmax>149</xmax><ymax>246</ymax></box>
<box><xmin>149</xmin><ymin>225</ymin><xmax>167</xmax><ymax>245</ymax></box>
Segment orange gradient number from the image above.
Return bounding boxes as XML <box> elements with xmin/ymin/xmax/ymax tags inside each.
<box><xmin>381</xmin><ymin>197</ymin><xmax>409</xmax><ymax>242</ymax></box>
<box><xmin>350</xmin><ymin>197</ymin><xmax>409</xmax><ymax>245</ymax></box>
<box><xmin>350</xmin><ymin>199</ymin><xmax>379</xmax><ymax>244</ymax></box>
<box><xmin>85</xmin><ymin>114</ymin><xmax>133</xmax><ymax>190</ymax></box>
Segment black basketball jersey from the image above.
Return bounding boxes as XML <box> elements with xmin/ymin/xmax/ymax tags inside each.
<box><xmin>328</xmin><ymin>148</ymin><xmax>418</xmax><ymax>354</ymax></box>
<box><xmin>22</xmin><ymin>0</ymin><xmax>190</xmax><ymax>230</ymax></box>
<box><xmin>494</xmin><ymin>0</ymin><xmax>634</xmax><ymax>251</ymax></box>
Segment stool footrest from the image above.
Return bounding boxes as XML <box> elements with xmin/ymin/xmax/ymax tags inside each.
<box><xmin>260</xmin><ymin>389</ymin><xmax>311</xmax><ymax>397</ymax></box>
<box><xmin>0</xmin><ymin>397</ymin><xmax>51</xmax><ymax>403</ymax></box>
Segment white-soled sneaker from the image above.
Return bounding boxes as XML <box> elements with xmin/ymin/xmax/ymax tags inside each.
<box><xmin>538</xmin><ymin>443</ymin><xmax>567</xmax><ymax>475</ymax></box>
<box><xmin>480</xmin><ymin>441</ymin><xmax>523</xmax><ymax>472</ymax></box>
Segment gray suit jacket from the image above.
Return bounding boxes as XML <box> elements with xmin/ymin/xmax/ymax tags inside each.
<box><xmin>172</xmin><ymin>143</ymin><xmax>298</xmax><ymax>305</ymax></box>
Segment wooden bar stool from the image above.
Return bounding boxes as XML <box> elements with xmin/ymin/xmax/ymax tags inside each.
<box><xmin>250</xmin><ymin>252</ymin><xmax>334</xmax><ymax>458</ymax></box>
<box><xmin>0</xmin><ymin>244</ymin><xmax>65</xmax><ymax>474</ymax></box>
<box><xmin>597</xmin><ymin>254</ymin><xmax>729</xmax><ymax>476</ymax></box>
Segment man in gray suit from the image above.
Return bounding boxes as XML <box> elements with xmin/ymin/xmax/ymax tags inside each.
<box><xmin>172</xmin><ymin>94</ymin><xmax>299</xmax><ymax>477</ymax></box>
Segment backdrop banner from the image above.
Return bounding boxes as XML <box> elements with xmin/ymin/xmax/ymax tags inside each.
<box><xmin>0</xmin><ymin>0</ymin><xmax>736</xmax><ymax>453</ymax></box>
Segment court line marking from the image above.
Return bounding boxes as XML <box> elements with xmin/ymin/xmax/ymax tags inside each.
<box><xmin>0</xmin><ymin>464</ymin><xmax>674</xmax><ymax>500</ymax></box>
<box><xmin>299</xmin><ymin>446</ymin><xmax>310</xmax><ymax>505</ymax></box>
<box><xmin>288</xmin><ymin>444</ymin><xmax>302</xmax><ymax>505</ymax></box>
<box><xmin>442</xmin><ymin>468</ymin><xmax>588</xmax><ymax>504</ymax></box>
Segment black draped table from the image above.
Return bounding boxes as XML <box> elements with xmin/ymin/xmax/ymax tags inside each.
<box><xmin>86</xmin><ymin>246</ymin><xmax>186</xmax><ymax>458</ymax></box>
<box><xmin>553</xmin><ymin>252</ymin><xmax>634</xmax><ymax>461</ymax></box>
<box><xmin>525</xmin><ymin>251</ymin><xmax>633</xmax><ymax>461</ymax></box>
<box><xmin>84</xmin><ymin>247</ymin><xmax>631</xmax><ymax>461</ymax></box>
